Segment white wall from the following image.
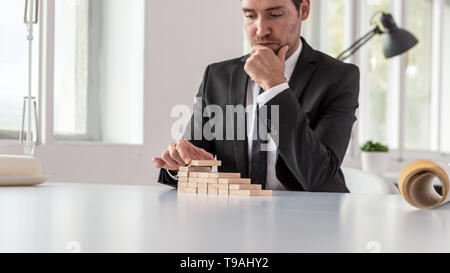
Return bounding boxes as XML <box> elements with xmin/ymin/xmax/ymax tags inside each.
<box><xmin>144</xmin><ymin>0</ymin><xmax>244</xmax><ymax>182</ymax></box>
<box><xmin>143</xmin><ymin>1</ymin><xmax>244</xmax><ymax>163</ymax></box>
<box><xmin>0</xmin><ymin>0</ymin><xmax>244</xmax><ymax>185</ymax></box>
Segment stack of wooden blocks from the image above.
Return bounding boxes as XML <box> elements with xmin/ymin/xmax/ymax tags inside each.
<box><xmin>177</xmin><ymin>160</ymin><xmax>272</xmax><ymax>196</ymax></box>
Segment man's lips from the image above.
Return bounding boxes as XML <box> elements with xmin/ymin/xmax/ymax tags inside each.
<box><xmin>258</xmin><ymin>42</ymin><xmax>279</xmax><ymax>46</ymax></box>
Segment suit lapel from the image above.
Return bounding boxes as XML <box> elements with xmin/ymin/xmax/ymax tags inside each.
<box><xmin>288</xmin><ymin>38</ymin><xmax>317</xmax><ymax>101</ymax></box>
<box><xmin>231</xmin><ymin>58</ymin><xmax>250</xmax><ymax>177</ymax></box>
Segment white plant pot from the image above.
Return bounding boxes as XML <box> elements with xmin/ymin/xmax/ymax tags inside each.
<box><xmin>361</xmin><ymin>151</ymin><xmax>389</xmax><ymax>175</ymax></box>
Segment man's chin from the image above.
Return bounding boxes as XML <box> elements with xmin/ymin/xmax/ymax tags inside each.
<box><xmin>258</xmin><ymin>43</ymin><xmax>281</xmax><ymax>52</ymax></box>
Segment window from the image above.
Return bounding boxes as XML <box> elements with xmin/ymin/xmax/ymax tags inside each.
<box><xmin>0</xmin><ymin>0</ymin><xmax>40</xmax><ymax>140</ymax></box>
<box><xmin>53</xmin><ymin>0</ymin><xmax>144</xmax><ymax>144</ymax></box>
<box><xmin>53</xmin><ymin>0</ymin><xmax>89</xmax><ymax>140</ymax></box>
<box><xmin>302</xmin><ymin>0</ymin><xmax>347</xmax><ymax>58</ymax></box>
<box><xmin>242</xmin><ymin>0</ymin><xmax>450</xmax><ymax>162</ymax></box>
<box><xmin>404</xmin><ymin>0</ymin><xmax>433</xmax><ymax>150</ymax></box>
<box><xmin>319</xmin><ymin>0</ymin><xmax>346</xmax><ymax>58</ymax></box>
<box><xmin>442</xmin><ymin>0</ymin><xmax>450</xmax><ymax>154</ymax></box>
<box><xmin>359</xmin><ymin>0</ymin><xmax>392</xmax><ymax>147</ymax></box>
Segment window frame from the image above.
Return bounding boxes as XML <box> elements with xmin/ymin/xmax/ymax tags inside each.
<box><xmin>308</xmin><ymin>0</ymin><xmax>449</xmax><ymax>167</ymax></box>
<box><xmin>0</xmin><ymin>0</ymin><xmax>148</xmax><ymax>147</ymax></box>
<box><xmin>351</xmin><ymin>0</ymin><xmax>448</xmax><ymax>164</ymax></box>
<box><xmin>0</xmin><ymin>0</ymin><xmax>150</xmax><ymax>184</ymax></box>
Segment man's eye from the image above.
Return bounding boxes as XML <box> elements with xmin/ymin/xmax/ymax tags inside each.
<box><xmin>245</xmin><ymin>14</ymin><xmax>255</xmax><ymax>19</ymax></box>
<box><xmin>269</xmin><ymin>13</ymin><xmax>283</xmax><ymax>18</ymax></box>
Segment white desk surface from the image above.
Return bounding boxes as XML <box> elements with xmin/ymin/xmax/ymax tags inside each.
<box><xmin>0</xmin><ymin>182</ymin><xmax>449</xmax><ymax>253</ymax></box>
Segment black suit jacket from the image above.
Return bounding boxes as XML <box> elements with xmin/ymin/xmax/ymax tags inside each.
<box><xmin>158</xmin><ymin>38</ymin><xmax>360</xmax><ymax>193</ymax></box>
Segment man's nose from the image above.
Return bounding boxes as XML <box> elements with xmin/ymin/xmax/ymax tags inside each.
<box><xmin>256</xmin><ymin>17</ymin><xmax>271</xmax><ymax>37</ymax></box>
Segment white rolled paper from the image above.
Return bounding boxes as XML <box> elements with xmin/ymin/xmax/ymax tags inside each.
<box><xmin>399</xmin><ymin>160</ymin><xmax>450</xmax><ymax>210</ymax></box>
<box><xmin>0</xmin><ymin>155</ymin><xmax>42</xmax><ymax>177</ymax></box>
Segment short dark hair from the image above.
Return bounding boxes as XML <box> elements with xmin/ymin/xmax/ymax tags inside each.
<box><xmin>292</xmin><ymin>0</ymin><xmax>303</xmax><ymax>11</ymax></box>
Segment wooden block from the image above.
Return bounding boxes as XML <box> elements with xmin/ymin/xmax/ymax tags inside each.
<box><xmin>188</xmin><ymin>172</ymin><xmax>200</xmax><ymax>178</ymax></box>
<box><xmin>179</xmin><ymin>166</ymin><xmax>211</xmax><ymax>173</ymax></box>
<box><xmin>188</xmin><ymin>177</ymin><xmax>201</xmax><ymax>183</ymax></box>
<box><xmin>178</xmin><ymin>187</ymin><xmax>197</xmax><ymax>194</ymax></box>
<box><xmin>197</xmin><ymin>183</ymin><xmax>208</xmax><ymax>189</ymax></box>
<box><xmin>178</xmin><ymin>182</ymin><xmax>188</xmax><ymax>188</ymax></box>
<box><xmin>187</xmin><ymin>182</ymin><xmax>198</xmax><ymax>189</ymax></box>
<box><xmin>198</xmin><ymin>178</ymin><xmax>219</xmax><ymax>184</ymax></box>
<box><xmin>188</xmin><ymin>172</ymin><xmax>212</xmax><ymax>178</ymax></box>
<box><xmin>198</xmin><ymin>172</ymin><xmax>241</xmax><ymax>179</ymax></box>
<box><xmin>218</xmin><ymin>189</ymin><xmax>229</xmax><ymax>195</ymax></box>
<box><xmin>178</xmin><ymin>172</ymin><xmax>188</xmax><ymax>177</ymax></box>
<box><xmin>197</xmin><ymin>188</ymin><xmax>208</xmax><ymax>195</ymax></box>
<box><xmin>229</xmin><ymin>184</ymin><xmax>262</xmax><ymax>191</ymax></box>
<box><xmin>218</xmin><ymin>184</ymin><xmax>229</xmax><ymax>190</ymax></box>
<box><xmin>208</xmin><ymin>184</ymin><xmax>219</xmax><ymax>190</ymax></box>
<box><xmin>190</xmin><ymin>160</ymin><xmax>222</xmax><ymax>167</ymax></box>
<box><xmin>178</xmin><ymin>177</ymin><xmax>189</xmax><ymax>182</ymax></box>
<box><xmin>229</xmin><ymin>190</ymin><xmax>272</xmax><ymax>196</ymax></box>
<box><xmin>218</xmin><ymin>178</ymin><xmax>251</xmax><ymax>184</ymax></box>
<box><xmin>207</xmin><ymin>188</ymin><xmax>218</xmax><ymax>195</ymax></box>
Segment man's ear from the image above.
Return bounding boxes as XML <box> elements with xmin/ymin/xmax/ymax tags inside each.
<box><xmin>300</xmin><ymin>0</ymin><xmax>311</xmax><ymax>20</ymax></box>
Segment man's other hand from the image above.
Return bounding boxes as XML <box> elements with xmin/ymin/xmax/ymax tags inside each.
<box><xmin>244</xmin><ymin>44</ymin><xmax>289</xmax><ymax>91</ymax></box>
<box><xmin>152</xmin><ymin>139</ymin><xmax>214</xmax><ymax>172</ymax></box>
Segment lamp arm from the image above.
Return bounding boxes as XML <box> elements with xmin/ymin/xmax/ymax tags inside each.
<box><xmin>338</xmin><ymin>31</ymin><xmax>378</xmax><ymax>61</ymax></box>
<box><xmin>337</xmin><ymin>26</ymin><xmax>381</xmax><ymax>61</ymax></box>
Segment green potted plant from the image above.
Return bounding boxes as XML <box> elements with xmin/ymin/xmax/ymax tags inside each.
<box><xmin>360</xmin><ymin>141</ymin><xmax>389</xmax><ymax>175</ymax></box>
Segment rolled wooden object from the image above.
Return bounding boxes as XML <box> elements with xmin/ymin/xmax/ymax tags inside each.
<box><xmin>399</xmin><ymin>160</ymin><xmax>449</xmax><ymax>210</ymax></box>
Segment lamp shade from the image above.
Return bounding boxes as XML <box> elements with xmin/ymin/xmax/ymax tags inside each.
<box><xmin>381</xmin><ymin>13</ymin><xmax>419</xmax><ymax>58</ymax></box>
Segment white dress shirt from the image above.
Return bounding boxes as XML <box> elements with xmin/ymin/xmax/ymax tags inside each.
<box><xmin>167</xmin><ymin>42</ymin><xmax>303</xmax><ymax>189</ymax></box>
<box><xmin>246</xmin><ymin>42</ymin><xmax>303</xmax><ymax>191</ymax></box>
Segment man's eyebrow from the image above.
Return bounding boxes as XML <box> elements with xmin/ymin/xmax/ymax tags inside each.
<box><xmin>265</xmin><ymin>6</ymin><xmax>285</xmax><ymax>12</ymax></box>
<box><xmin>242</xmin><ymin>6</ymin><xmax>286</xmax><ymax>13</ymax></box>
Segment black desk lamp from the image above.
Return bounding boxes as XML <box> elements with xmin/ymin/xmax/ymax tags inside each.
<box><xmin>337</xmin><ymin>12</ymin><xmax>419</xmax><ymax>61</ymax></box>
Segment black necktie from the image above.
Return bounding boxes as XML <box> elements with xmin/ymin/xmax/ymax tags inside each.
<box><xmin>250</xmin><ymin>88</ymin><xmax>268</xmax><ymax>190</ymax></box>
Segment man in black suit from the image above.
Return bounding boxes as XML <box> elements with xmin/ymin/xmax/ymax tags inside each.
<box><xmin>152</xmin><ymin>0</ymin><xmax>359</xmax><ymax>193</ymax></box>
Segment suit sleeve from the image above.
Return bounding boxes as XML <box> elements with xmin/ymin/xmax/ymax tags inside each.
<box><xmin>157</xmin><ymin>65</ymin><xmax>217</xmax><ymax>187</ymax></box>
<box><xmin>266</xmin><ymin>64</ymin><xmax>360</xmax><ymax>192</ymax></box>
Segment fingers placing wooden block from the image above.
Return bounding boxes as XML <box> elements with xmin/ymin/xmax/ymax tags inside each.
<box><xmin>189</xmin><ymin>160</ymin><xmax>222</xmax><ymax>167</ymax></box>
<box><xmin>178</xmin><ymin>187</ymin><xmax>197</xmax><ymax>194</ymax></box>
<box><xmin>179</xmin><ymin>166</ymin><xmax>211</xmax><ymax>173</ymax></box>
<box><xmin>229</xmin><ymin>184</ymin><xmax>262</xmax><ymax>190</ymax></box>
<box><xmin>198</xmin><ymin>172</ymin><xmax>240</xmax><ymax>179</ymax></box>
<box><xmin>229</xmin><ymin>190</ymin><xmax>272</xmax><ymax>196</ymax></box>
<box><xmin>218</xmin><ymin>178</ymin><xmax>251</xmax><ymax>184</ymax></box>
<box><xmin>198</xmin><ymin>188</ymin><xmax>208</xmax><ymax>195</ymax></box>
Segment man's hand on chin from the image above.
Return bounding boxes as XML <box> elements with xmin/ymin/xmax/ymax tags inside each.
<box><xmin>152</xmin><ymin>139</ymin><xmax>214</xmax><ymax>175</ymax></box>
<box><xmin>244</xmin><ymin>44</ymin><xmax>289</xmax><ymax>91</ymax></box>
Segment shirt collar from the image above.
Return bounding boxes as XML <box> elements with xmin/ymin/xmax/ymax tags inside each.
<box><xmin>284</xmin><ymin>40</ymin><xmax>303</xmax><ymax>81</ymax></box>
